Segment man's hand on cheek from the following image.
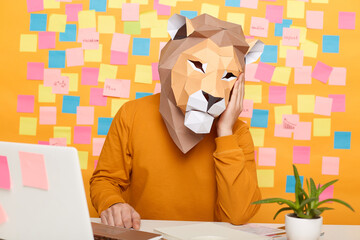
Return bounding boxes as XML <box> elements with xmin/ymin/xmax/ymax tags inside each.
<box><xmin>100</xmin><ymin>203</ymin><xmax>141</xmax><ymax>230</ymax></box>
<box><xmin>216</xmin><ymin>73</ymin><xmax>245</xmax><ymax>137</ymax></box>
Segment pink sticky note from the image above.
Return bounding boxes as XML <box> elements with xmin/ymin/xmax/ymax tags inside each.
<box><xmin>328</xmin><ymin>94</ymin><xmax>345</xmax><ymax>112</ymax></box>
<box><xmin>240</xmin><ymin>99</ymin><xmax>254</xmax><ymax>118</ymax></box>
<box><xmin>328</xmin><ymin>67</ymin><xmax>346</xmax><ymax>86</ymax></box>
<box><xmin>52</xmin><ymin>76</ymin><xmax>69</xmax><ymax>94</ymax></box>
<box><xmin>66</xmin><ymin>48</ymin><xmax>84</xmax><ymax>67</ymax></box>
<box><xmin>38</xmin><ymin>141</ymin><xmax>49</xmax><ymax>145</ymax></box>
<box><xmin>154</xmin><ymin>0</ymin><xmax>171</xmax><ymax>15</ymax></box>
<box><xmin>103</xmin><ymin>79</ymin><xmax>131</xmax><ymax>98</ymax></box>
<box><xmin>282</xmin><ymin>28</ymin><xmax>300</xmax><ymax>46</ymax></box>
<box><xmin>81</xmin><ymin>67</ymin><xmax>99</xmax><ymax>86</ymax></box>
<box><xmin>240</xmin><ymin>0</ymin><xmax>258</xmax><ymax>9</ymax></box>
<box><xmin>122</xmin><ymin>3</ymin><xmax>139</xmax><ymax>21</ymax></box>
<box><xmin>152</xmin><ymin>63</ymin><xmax>160</xmax><ymax>80</ymax></box>
<box><xmin>154</xmin><ymin>83</ymin><xmax>161</xmax><ymax>94</ymax></box>
<box><xmin>250</xmin><ymin>17</ymin><xmax>269</xmax><ymax>38</ymax></box>
<box><xmin>286</xmin><ymin>49</ymin><xmax>303</xmax><ymax>68</ymax></box>
<box><xmin>319</xmin><ymin>185</ymin><xmax>334</xmax><ymax>202</ymax></box>
<box><xmin>111</xmin><ymin>33</ymin><xmax>131</xmax><ymax>52</ymax></box>
<box><xmin>339</xmin><ymin>12</ymin><xmax>356</xmax><ymax>30</ymax></box>
<box><xmin>269</xmin><ymin>86</ymin><xmax>286</xmax><ymax>104</ymax></box>
<box><xmin>65</xmin><ymin>4</ymin><xmax>83</xmax><ymax>21</ymax></box>
<box><xmin>274</xmin><ymin>124</ymin><xmax>292</xmax><ymax>138</ymax></box>
<box><xmin>110</xmin><ymin>51</ymin><xmax>128</xmax><ymax>65</ymax></box>
<box><xmin>245</xmin><ymin>64</ymin><xmax>259</xmax><ymax>82</ymax></box>
<box><xmin>314</xmin><ymin>96</ymin><xmax>333</xmax><ymax>116</ymax></box>
<box><xmin>90</xmin><ymin>88</ymin><xmax>107</xmax><ymax>106</ymax></box>
<box><xmin>258</xmin><ymin>148</ymin><xmax>276</xmax><ymax>166</ymax></box>
<box><xmin>306</xmin><ymin>11</ymin><xmax>324</xmax><ymax>29</ymax></box>
<box><xmin>27</xmin><ymin>0</ymin><xmax>44</xmax><ymax>12</ymax></box>
<box><xmin>293</xmin><ymin>146</ymin><xmax>310</xmax><ymax>164</ymax></box>
<box><xmin>19</xmin><ymin>151</ymin><xmax>48</xmax><ymax>190</ymax></box>
<box><xmin>0</xmin><ymin>156</ymin><xmax>11</xmax><ymax>190</ymax></box>
<box><xmin>312</xmin><ymin>61</ymin><xmax>333</xmax><ymax>84</ymax></box>
<box><xmin>17</xmin><ymin>95</ymin><xmax>34</xmax><ymax>113</ymax></box>
<box><xmin>266</xmin><ymin>5</ymin><xmax>283</xmax><ymax>23</ymax></box>
<box><xmin>93</xmin><ymin>138</ymin><xmax>105</xmax><ymax>156</ymax></box>
<box><xmin>77</xmin><ymin>28</ymin><xmax>96</xmax><ymax>42</ymax></box>
<box><xmin>74</xmin><ymin>126</ymin><xmax>92</xmax><ymax>144</ymax></box>
<box><xmin>27</xmin><ymin>62</ymin><xmax>44</xmax><ymax>80</ymax></box>
<box><xmin>76</xmin><ymin>106</ymin><xmax>94</xmax><ymax>125</ymax></box>
<box><xmin>322</xmin><ymin>157</ymin><xmax>340</xmax><ymax>175</ymax></box>
<box><xmin>49</xmin><ymin>138</ymin><xmax>67</xmax><ymax>146</ymax></box>
<box><xmin>81</xmin><ymin>31</ymin><xmax>99</xmax><ymax>50</ymax></box>
<box><xmin>254</xmin><ymin>62</ymin><xmax>275</xmax><ymax>83</ymax></box>
<box><xmin>38</xmin><ymin>32</ymin><xmax>56</xmax><ymax>49</ymax></box>
<box><xmin>0</xmin><ymin>204</ymin><xmax>8</xmax><ymax>224</ymax></box>
<box><xmin>39</xmin><ymin>107</ymin><xmax>57</xmax><ymax>125</ymax></box>
<box><xmin>283</xmin><ymin>114</ymin><xmax>299</xmax><ymax>130</ymax></box>
<box><xmin>294</xmin><ymin>122</ymin><xmax>312</xmax><ymax>140</ymax></box>
<box><xmin>44</xmin><ymin>69</ymin><xmax>61</xmax><ymax>87</ymax></box>
<box><xmin>294</xmin><ymin>66</ymin><xmax>312</xmax><ymax>84</ymax></box>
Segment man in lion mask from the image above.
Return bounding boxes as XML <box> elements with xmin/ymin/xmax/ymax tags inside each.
<box><xmin>90</xmin><ymin>13</ymin><xmax>264</xmax><ymax>230</ymax></box>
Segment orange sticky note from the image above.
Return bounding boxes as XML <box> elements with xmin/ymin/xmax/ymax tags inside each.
<box><xmin>19</xmin><ymin>151</ymin><xmax>48</xmax><ymax>190</ymax></box>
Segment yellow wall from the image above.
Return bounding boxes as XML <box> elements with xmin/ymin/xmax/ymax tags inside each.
<box><xmin>0</xmin><ymin>0</ymin><xmax>359</xmax><ymax>224</ymax></box>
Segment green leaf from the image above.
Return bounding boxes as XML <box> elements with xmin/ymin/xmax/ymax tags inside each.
<box><xmin>310</xmin><ymin>178</ymin><xmax>317</xmax><ymax>198</ymax></box>
<box><xmin>299</xmin><ymin>197</ymin><xmax>318</xmax><ymax>209</ymax></box>
<box><xmin>306</xmin><ymin>179</ymin><xmax>310</xmax><ymax>196</ymax></box>
<box><xmin>273</xmin><ymin>207</ymin><xmax>292</xmax><ymax>220</ymax></box>
<box><xmin>293</xmin><ymin>165</ymin><xmax>302</xmax><ymax>207</ymax></box>
<box><xmin>310</xmin><ymin>207</ymin><xmax>334</xmax><ymax>218</ymax></box>
<box><xmin>318</xmin><ymin>179</ymin><xmax>338</xmax><ymax>196</ymax></box>
<box><xmin>316</xmin><ymin>198</ymin><xmax>355</xmax><ymax>212</ymax></box>
<box><xmin>252</xmin><ymin>198</ymin><xmax>296</xmax><ymax>210</ymax></box>
<box><xmin>295</xmin><ymin>211</ymin><xmax>313</xmax><ymax>219</ymax></box>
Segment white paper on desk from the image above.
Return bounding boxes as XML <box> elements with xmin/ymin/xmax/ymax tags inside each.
<box><xmin>154</xmin><ymin>222</ymin><xmax>272</xmax><ymax>240</ymax></box>
<box><xmin>236</xmin><ymin>223</ymin><xmax>286</xmax><ymax>236</ymax></box>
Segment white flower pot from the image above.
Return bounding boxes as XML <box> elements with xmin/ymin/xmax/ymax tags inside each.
<box><xmin>285</xmin><ymin>213</ymin><xmax>323</xmax><ymax>240</ymax></box>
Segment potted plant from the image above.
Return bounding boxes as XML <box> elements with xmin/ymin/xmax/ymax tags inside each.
<box><xmin>252</xmin><ymin>165</ymin><xmax>354</xmax><ymax>240</ymax></box>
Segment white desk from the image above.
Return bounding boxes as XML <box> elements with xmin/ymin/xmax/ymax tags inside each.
<box><xmin>91</xmin><ymin>218</ymin><xmax>360</xmax><ymax>240</ymax></box>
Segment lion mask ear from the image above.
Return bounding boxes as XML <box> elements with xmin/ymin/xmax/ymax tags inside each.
<box><xmin>244</xmin><ymin>39</ymin><xmax>265</xmax><ymax>64</ymax></box>
<box><xmin>167</xmin><ymin>14</ymin><xmax>195</xmax><ymax>40</ymax></box>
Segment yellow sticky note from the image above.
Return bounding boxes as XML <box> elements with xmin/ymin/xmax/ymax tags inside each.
<box><xmin>290</xmin><ymin>26</ymin><xmax>307</xmax><ymax>43</ymax></box>
<box><xmin>300</xmin><ymin>40</ymin><xmax>318</xmax><ymax>58</ymax></box>
<box><xmin>151</xmin><ymin>20</ymin><xmax>169</xmax><ymax>38</ymax></box>
<box><xmin>159</xmin><ymin>0</ymin><xmax>177</xmax><ymax>6</ymax></box>
<box><xmin>20</xmin><ymin>34</ymin><xmax>37</xmax><ymax>52</ymax></box>
<box><xmin>85</xmin><ymin>44</ymin><xmax>103</xmax><ymax>62</ymax></box>
<box><xmin>79</xmin><ymin>10</ymin><xmax>96</xmax><ymax>29</ymax></box>
<box><xmin>201</xmin><ymin>3</ymin><xmax>220</xmax><ymax>18</ymax></box>
<box><xmin>257</xmin><ymin>169</ymin><xmax>274</xmax><ymax>188</ymax></box>
<box><xmin>135</xmin><ymin>65</ymin><xmax>152</xmax><ymax>84</ymax></box>
<box><xmin>131</xmin><ymin>0</ymin><xmax>149</xmax><ymax>4</ymax></box>
<box><xmin>227</xmin><ymin>13</ymin><xmax>245</xmax><ymax>27</ymax></box>
<box><xmin>38</xmin><ymin>85</ymin><xmax>56</xmax><ymax>103</ymax></box>
<box><xmin>287</xmin><ymin>0</ymin><xmax>305</xmax><ymax>19</ymax></box>
<box><xmin>272</xmin><ymin>67</ymin><xmax>292</xmax><ymax>85</ymax></box>
<box><xmin>54</xmin><ymin>126</ymin><xmax>72</xmax><ymax>145</ymax></box>
<box><xmin>140</xmin><ymin>11</ymin><xmax>158</xmax><ymax>29</ymax></box>
<box><xmin>62</xmin><ymin>73</ymin><xmax>78</xmax><ymax>92</ymax></box>
<box><xmin>111</xmin><ymin>99</ymin><xmax>129</xmax><ymax>117</ymax></box>
<box><xmin>78</xmin><ymin>151</ymin><xmax>88</xmax><ymax>170</ymax></box>
<box><xmin>249</xmin><ymin>128</ymin><xmax>265</xmax><ymax>147</ymax></box>
<box><xmin>19</xmin><ymin>117</ymin><xmax>37</xmax><ymax>136</ymax></box>
<box><xmin>245</xmin><ymin>85</ymin><xmax>262</xmax><ymax>103</ymax></box>
<box><xmin>311</xmin><ymin>0</ymin><xmax>328</xmax><ymax>3</ymax></box>
<box><xmin>44</xmin><ymin>0</ymin><xmax>60</xmax><ymax>9</ymax></box>
<box><xmin>109</xmin><ymin>0</ymin><xmax>126</xmax><ymax>8</ymax></box>
<box><xmin>98</xmin><ymin>16</ymin><xmax>116</xmax><ymax>34</ymax></box>
<box><xmin>99</xmin><ymin>64</ymin><xmax>118</xmax><ymax>83</ymax></box>
<box><xmin>313</xmin><ymin>118</ymin><xmax>331</xmax><ymax>136</ymax></box>
<box><xmin>274</xmin><ymin>105</ymin><xmax>292</xmax><ymax>124</ymax></box>
<box><xmin>279</xmin><ymin>40</ymin><xmax>296</xmax><ymax>58</ymax></box>
<box><xmin>48</xmin><ymin>14</ymin><xmax>67</xmax><ymax>32</ymax></box>
<box><xmin>297</xmin><ymin>95</ymin><xmax>315</xmax><ymax>113</ymax></box>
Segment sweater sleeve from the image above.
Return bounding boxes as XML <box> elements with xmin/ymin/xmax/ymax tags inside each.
<box><xmin>213</xmin><ymin>120</ymin><xmax>261</xmax><ymax>225</ymax></box>
<box><xmin>89</xmin><ymin>104</ymin><xmax>133</xmax><ymax>216</ymax></box>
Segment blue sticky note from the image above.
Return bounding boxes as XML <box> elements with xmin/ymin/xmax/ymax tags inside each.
<box><xmin>59</xmin><ymin>24</ymin><xmax>77</xmax><ymax>42</ymax></box>
<box><xmin>322</xmin><ymin>35</ymin><xmax>340</xmax><ymax>53</ymax></box>
<box><xmin>132</xmin><ymin>38</ymin><xmax>150</xmax><ymax>56</ymax></box>
<box><xmin>62</xmin><ymin>96</ymin><xmax>80</xmax><ymax>114</ymax></box>
<box><xmin>89</xmin><ymin>0</ymin><xmax>107</xmax><ymax>12</ymax></box>
<box><xmin>274</xmin><ymin>19</ymin><xmax>292</xmax><ymax>37</ymax></box>
<box><xmin>49</xmin><ymin>50</ymin><xmax>66</xmax><ymax>68</ymax></box>
<box><xmin>30</xmin><ymin>14</ymin><xmax>47</xmax><ymax>32</ymax></box>
<box><xmin>286</xmin><ymin>175</ymin><xmax>304</xmax><ymax>193</ymax></box>
<box><xmin>180</xmin><ymin>10</ymin><xmax>198</xmax><ymax>19</ymax></box>
<box><xmin>135</xmin><ymin>92</ymin><xmax>152</xmax><ymax>99</ymax></box>
<box><xmin>334</xmin><ymin>131</ymin><xmax>351</xmax><ymax>149</ymax></box>
<box><xmin>98</xmin><ymin>117</ymin><xmax>113</xmax><ymax>135</ymax></box>
<box><xmin>225</xmin><ymin>0</ymin><xmax>240</xmax><ymax>7</ymax></box>
<box><xmin>260</xmin><ymin>45</ymin><xmax>278</xmax><ymax>63</ymax></box>
<box><xmin>251</xmin><ymin>109</ymin><xmax>269</xmax><ymax>128</ymax></box>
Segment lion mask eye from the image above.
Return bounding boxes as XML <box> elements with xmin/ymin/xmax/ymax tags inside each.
<box><xmin>221</xmin><ymin>71</ymin><xmax>237</xmax><ymax>81</ymax></box>
<box><xmin>188</xmin><ymin>60</ymin><xmax>207</xmax><ymax>73</ymax></box>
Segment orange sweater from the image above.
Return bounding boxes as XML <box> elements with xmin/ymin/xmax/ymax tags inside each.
<box><xmin>90</xmin><ymin>94</ymin><xmax>261</xmax><ymax>225</ymax></box>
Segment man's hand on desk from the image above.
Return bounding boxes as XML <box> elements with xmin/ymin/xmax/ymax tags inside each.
<box><xmin>100</xmin><ymin>203</ymin><xmax>141</xmax><ymax>230</ymax></box>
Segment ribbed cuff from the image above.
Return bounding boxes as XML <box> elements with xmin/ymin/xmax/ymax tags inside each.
<box><xmin>215</xmin><ymin>134</ymin><xmax>239</xmax><ymax>153</ymax></box>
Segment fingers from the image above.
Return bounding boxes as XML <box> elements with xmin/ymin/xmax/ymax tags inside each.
<box><xmin>100</xmin><ymin>214</ymin><xmax>108</xmax><ymax>225</ymax></box>
<box><xmin>131</xmin><ymin>210</ymin><xmax>141</xmax><ymax>230</ymax></box>
<box><xmin>121</xmin><ymin>206</ymin><xmax>133</xmax><ymax>229</ymax></box>
<box><xmin>100</xmin><ymin>203</ymin><xmax>141</xmax><ymax>230</ymax></box>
